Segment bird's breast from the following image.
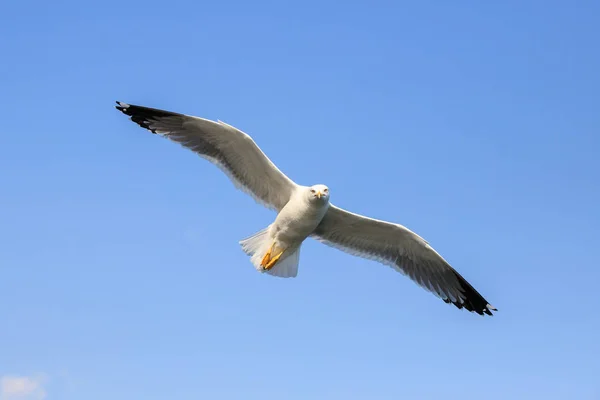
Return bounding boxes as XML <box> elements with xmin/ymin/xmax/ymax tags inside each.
<box><xmin>272</xmin><ymin>199</ymin><xmax>329</xmax><ymax>245</ymax></box>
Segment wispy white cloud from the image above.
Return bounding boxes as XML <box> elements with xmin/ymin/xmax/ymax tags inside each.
<box><xmin>0</xmin><ymin>375</ymin><xmax>47</xmax><ymax>400</ymax></box>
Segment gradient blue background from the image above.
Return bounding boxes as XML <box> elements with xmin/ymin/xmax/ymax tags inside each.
<box><xmin>1</xmin><ymin>1</ymin><xmax>599</xmax><ymax>399</ymax></box>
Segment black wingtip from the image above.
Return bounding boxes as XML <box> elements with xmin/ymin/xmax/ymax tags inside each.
<box><xmin>446</xmin><ymin>270</ymin><xmax>497</xmax><ymax>316</ymax></box>
<box><xmin>115</xmin><ymin>101</ymin><xmax>130</xmax><ymax>113</ymax></box>
<box><xmin>114</xmin><ymin>101</ymin><xmax>186</xmax><ymax>134</ymax></box>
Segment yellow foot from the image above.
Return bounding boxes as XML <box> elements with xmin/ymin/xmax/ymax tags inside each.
<box><xmin>260</xmin><ymin>243</ymin><xmax>276</xmax><ymax>267</ymax></box>
<box><xmin>263</xmin><ymin>251</ymin><xmax>284</xmax><ymax>271</ymax></box>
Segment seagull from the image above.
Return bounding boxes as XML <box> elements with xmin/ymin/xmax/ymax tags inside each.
<box><xmin>115</xmin><ymin>101</ymin><xmax>497</xmax><ymax>316</ymax></box>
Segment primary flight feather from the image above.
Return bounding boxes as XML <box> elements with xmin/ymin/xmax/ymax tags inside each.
<box><xmin>115</xmin><ymin>101</ymin><xmax>497</xmax><ymax>316</ymax></box>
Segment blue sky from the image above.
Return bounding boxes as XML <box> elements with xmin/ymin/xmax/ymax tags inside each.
<box><xmin>1</xmin><ymin>0</ymin><xmax>599</xmax><ymax>399</ymax></box>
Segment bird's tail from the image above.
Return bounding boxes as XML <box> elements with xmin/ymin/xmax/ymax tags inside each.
<box><xmin>239</xmin><ymin>226</ymin><xmax>301</xmax><ymax>278</ymax></box>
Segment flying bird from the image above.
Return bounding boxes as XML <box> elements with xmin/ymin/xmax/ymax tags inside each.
<box><xmin>115</xmin><ymin>101</ymin><xmax>497</xmax><ymax>316</ymax></box>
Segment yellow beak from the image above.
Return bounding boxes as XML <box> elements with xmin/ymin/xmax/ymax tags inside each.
<box><xmin>316</xmin><ymin>191</ymin><xmax>322</xmax><ymax>199</ymax></box>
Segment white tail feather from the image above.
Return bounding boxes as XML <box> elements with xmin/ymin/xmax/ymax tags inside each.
<box><xmin>264</xmin><ymin>246</ymin><xmax>301</xmax><ymax>278</ymax></box>
<box><xmin>239</xmin><ymin>226</ymin><xmax>270</xmax><ymax>257</ymax></box>
<box><xmin>239</xmin><ymin>226</ymin><xmax>301</xmax><ymax>278</ymax></box>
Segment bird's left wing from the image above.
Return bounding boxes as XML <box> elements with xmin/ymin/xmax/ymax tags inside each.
<box><xmin>312</xmin><ymin>205</ymin><xmax>497</xmax><ymax>316</ymax></box>
<box><xmin>115</xmin><ymin>101</ymin><xmax>298</xmax><ymax>211</ymax></box>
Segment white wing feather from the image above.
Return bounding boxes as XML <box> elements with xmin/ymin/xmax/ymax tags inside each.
<box><xmin>115</xmin><ymin>102</ymin><xmax>298</xmax><ymax>211</ymax></box>
<box><xmin>312</xmin><ymin>205</ymin><xmax>497</xmax><ymax>315</ymax></box>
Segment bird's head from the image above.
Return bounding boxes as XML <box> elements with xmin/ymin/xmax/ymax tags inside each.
<box><xmin>307</xmin><ymin>184</ymin><xmax>330</xmax><ymax>203</ymax></box>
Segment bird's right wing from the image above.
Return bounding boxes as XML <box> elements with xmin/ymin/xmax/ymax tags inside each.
<box><xmin>312</xmin><ymin>205</ymin><xmax>497</xmax><ymax>315</ymax></box>
<box><xmin>116</xmin><ymin>101</ymin><xmax>299</xmax><ymax>211</ymax></box>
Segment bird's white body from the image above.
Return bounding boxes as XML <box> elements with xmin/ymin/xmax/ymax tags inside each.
<box><xmin>240</xmin><ymin>184</ymin><xmax>330</xmax><ymax>277</ymax></box>
<box><xmin>272</xmin><ymin>186</ymin><xmax>330</xmax><ymax>249</ymax></box>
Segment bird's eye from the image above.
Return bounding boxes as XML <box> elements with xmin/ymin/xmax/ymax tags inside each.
<box><xmin>310</xmin><ymin>189</ymin><xmax>316</xmax><ymax>193</ymax></box>
<box><xmin>324</xmin><ymin>188</ymin><xmax>328</xmax><ymax>192</ymax></box>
